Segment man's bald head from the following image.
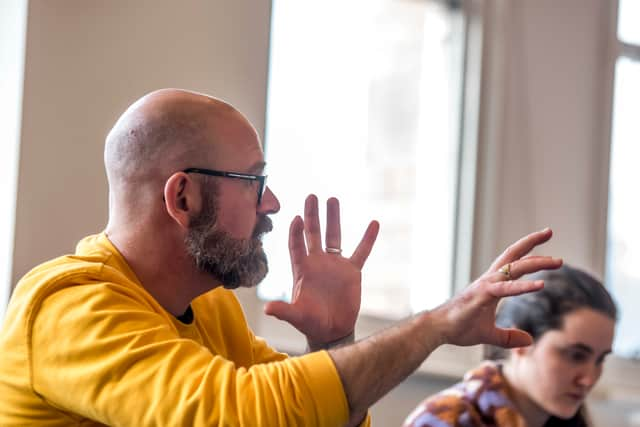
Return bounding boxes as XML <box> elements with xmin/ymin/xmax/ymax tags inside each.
<box><xmin>105</xmin><ymin>89</ymin><xmax>242</xmax><ymax>190</ymax></box>
<box><xmin>102</xmin><ymin>89</ymin><xmax>274</xmax><ymax>310</ymax></box>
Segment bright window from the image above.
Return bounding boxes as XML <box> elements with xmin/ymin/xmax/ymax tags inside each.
<box><xmin>0</xmin><ymin>0</ymin><xmax>28</xmax><ymax>322</ymax></box>
<box><xmin>605</xmin><ymin>0</ymin><xmax>640</xmax><ymax>358</ymax></box>
<box><xmin>617</xmin><ymin>0</ymin><xmax>640</xmax><ymax>45</ymax></box>
<box><xmin>259</xmin><ymin>0</ymin><xmax>465</xmax><ymax>319</ymax></box>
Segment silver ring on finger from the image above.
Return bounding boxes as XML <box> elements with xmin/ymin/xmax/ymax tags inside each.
<box><xmin>326</xmin><ymin>247</ymin><xmax>342</xmax><ymax>255</ymax></box>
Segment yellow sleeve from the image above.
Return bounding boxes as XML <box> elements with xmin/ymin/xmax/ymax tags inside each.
<box><xmin>29</xmin><ymin>283</ymin><xmax>350</xmax><ymax>427</ymax></box>
<box><xmin>248</xmin><ymin>325</ymin><xmax>372</xmax><ymax>426</ymax></box>
<box><xmin>249</xmin><ymin>329</ymin><xmax>289</xmax><ymax>364</ymax></box>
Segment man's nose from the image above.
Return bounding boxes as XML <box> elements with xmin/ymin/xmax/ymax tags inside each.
<box><xmin>258</xmin><ymin>186</ymin><xmax>280</xmax><ymax>214</ymax></box>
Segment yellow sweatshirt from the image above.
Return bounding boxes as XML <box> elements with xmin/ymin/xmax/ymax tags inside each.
<box><xmin>0</xmin><ymin>233</ymin><xmax>354</xmax><ymax>426</ymax></box>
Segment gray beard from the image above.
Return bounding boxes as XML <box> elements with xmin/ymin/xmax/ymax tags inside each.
<box><xmin>184</xmin><ymin>188</ymin><xmax>272</xmax><ymax>289</ymax></box>
<box><xmin>186</xmin><ymin>224</ymin><xmax>270</xmax><ymax>289</ymax></box>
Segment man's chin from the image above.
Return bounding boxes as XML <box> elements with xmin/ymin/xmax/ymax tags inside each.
<box><xmin>221</xmin><ymin>259</ymin><xmax>269</xmax><ymax>290</ymax></box>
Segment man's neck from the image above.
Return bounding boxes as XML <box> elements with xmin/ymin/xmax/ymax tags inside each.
<box><xmin>105</xmin><ymin>225</ymin><xmax>222</xmax><ymax>316</ymax></box>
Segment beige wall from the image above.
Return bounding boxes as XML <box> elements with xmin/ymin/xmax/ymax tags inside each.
<box><xmin>9</xmin><ymin>0</ymin><xmax>637</xmax><ymax>425</ymax></box>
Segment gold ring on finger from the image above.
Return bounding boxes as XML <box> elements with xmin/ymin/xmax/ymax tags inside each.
<box><xmin>498</xmin><ymin>263</ymin><xmax>512</xmax><ymax>280</ymax></box>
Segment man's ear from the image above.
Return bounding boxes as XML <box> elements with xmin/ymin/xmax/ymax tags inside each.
<box><xmin>164</xmin><ymin>172</ymin><xmax>200</xmax><ymax>229</ymax></box>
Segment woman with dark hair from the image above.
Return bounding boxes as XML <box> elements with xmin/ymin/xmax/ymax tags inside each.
<box><xmin>403</xmin><ymin>265</ymin><xmax>617</xmax><ymax>427</ymax></box>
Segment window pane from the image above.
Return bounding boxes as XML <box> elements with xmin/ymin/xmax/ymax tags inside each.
<box><xmin>0</xmin><ymin>0</ymin><xmax>28</xmax><ymax>322</ymax></box>
<box><xmin>618</xmin><ymin>0</ymin><xmax>640</xmax><ymax>45</ymax></box>
<box><xmin>606</xmin><ymin>57</ymin><xmax>640</xmax><ymax>358</ymax></box>
<box><xmin>259</xmin><ymin>0</ymin><xmax>464</xmax><ymax>319</ymax></box>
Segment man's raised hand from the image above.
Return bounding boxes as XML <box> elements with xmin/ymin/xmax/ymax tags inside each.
<box><xmin>431</xmin><ymin>228</ymin><xmax>563</xmax><ymax>348</ymax></box>
<box><xmin>264</xmin><ymin>195</ymin><xmax>379</xmax><ymax>351</ymax></box>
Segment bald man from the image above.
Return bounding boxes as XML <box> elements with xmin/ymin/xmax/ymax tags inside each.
<box><xmin>0</xmin><ymin>89</ymin><xmax>562</xmax><ymax>426</ymax></box>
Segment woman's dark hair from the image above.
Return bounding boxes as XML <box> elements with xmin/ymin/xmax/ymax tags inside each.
<box><xmin>488</xmin><ymin>264</ymin><xmax>618</xmax><ymax>427</ymax></box>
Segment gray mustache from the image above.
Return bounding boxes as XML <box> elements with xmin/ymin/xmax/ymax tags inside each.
<box><xmin>253</xmin><ymin>216</ymin><xmax>273</xmax><ymax>238</ymax></box>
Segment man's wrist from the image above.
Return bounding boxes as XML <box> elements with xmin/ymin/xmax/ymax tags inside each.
<box><xmin>307</xmin><ymin>331</ymin><xmax>355</xmax><ymax>352</ymax></box>
<box><xmin>412</xmin><ymin>309</ymin><xmax>448</xmax><ymax>350</ymax></box>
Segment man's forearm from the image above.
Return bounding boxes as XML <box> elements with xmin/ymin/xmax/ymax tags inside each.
<box><xmin>328</xmin><ymin>310</ymin><xmax>444</xmax><ymax>425</ymax></box>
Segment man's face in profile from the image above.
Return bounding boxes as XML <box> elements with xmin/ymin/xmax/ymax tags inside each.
<box><xmin>184</xmin><ymin>182</ymin><xmax>272</xmax><ymax>289</ymax></box>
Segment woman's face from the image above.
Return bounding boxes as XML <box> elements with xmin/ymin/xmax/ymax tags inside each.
<box><xmin>512</xmin><ymin>308</ymin><xmax>615</xmax><ymax>419</ymax></box>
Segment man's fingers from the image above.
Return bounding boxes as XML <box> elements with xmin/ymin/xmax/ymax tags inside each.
<box><xmin>304</xmin><ymin>195</ymin><xmax>323</xmax><ymax>253</ymax></box>
<box><xmin>490</xmin><ymin>327</ymin><xmax>534</xmax><ymax>348</ymax></box>
<box><xmin>264</xmin><ymin>301</ymin><xmax>303</xmax><ymax>327</ymax></box>
<box><xmin>488</xmin><ymin>280</ymin><xmax>544</xmax><ymax>298</ymax></box>
<box><xmin>289</xmin><ymin>216</ymin><xmax>306</xmax><ymax>272</ymax></box>
<box><xmin>350</xmin><ymin>221</ymin><xmax>380</xmax><ymax>269</ymax></box>
<box><xmin>491</xmin><ymin>256</ymin><xmax>562</xmax><ymax>281</ymax></box>
<box><xmin>489</xmin><ymin>228</ymin><xmax>553</xmax><ymax>272</ymax></box>
<box><xmin>325</xmin><ymin>197</ymin><xmax>342</xmax><ymax>252</ymax></box>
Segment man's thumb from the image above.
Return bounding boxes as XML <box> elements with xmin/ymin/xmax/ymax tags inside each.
<box><xmin>264</xmin><ymin>301</ymin><xmax>302</xmax><ymax>327</ymax></box>
<box><xmin>492</xmin><ymin>328</ymin><xmax>533</xmax><ymax>348</ymax></box>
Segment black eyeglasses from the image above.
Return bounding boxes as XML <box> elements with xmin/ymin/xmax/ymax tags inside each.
<box><xmin>183</xmin><ymin>167</ymin><xmax>267</xmax><ymax>205</ymax></box>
